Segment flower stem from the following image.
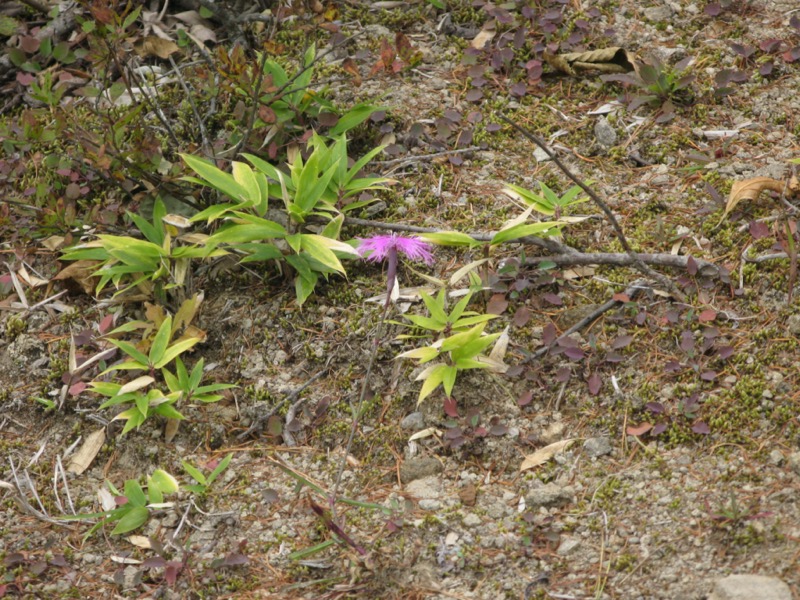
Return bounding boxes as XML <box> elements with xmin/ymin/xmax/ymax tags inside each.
<box><xmin>329</xmin><ymin>300</ymin><xmax>391</xmax><ymax>520</ymax></box>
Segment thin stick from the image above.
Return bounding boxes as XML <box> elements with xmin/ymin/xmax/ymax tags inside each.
<box><xmin>376</xmin><ymin>146</ymin><xmax>483</xmax><ymax>168</ymax></box>
<box><xmin>499</xmin><ymin>115</ymin><xmax>684</xmax><ymax>298</ymax></box>
<box><xmin>329</xmin><ymin>301</ymin><xmax>391</xmax><ymax>521</ymax></box>
<box><xmin>169</xmin><ymin>56</ymin><xmax>213</xmax><ymax>159</ymax></box>
<box><xmin>532</xmin><ymin>280</ymin><xmax>648</xmax><ymax>360</ymax></box>
<box><xmin>338</xmin><ymin>216</ymin><xmax>575</xmax><ymax>255</ymax></box>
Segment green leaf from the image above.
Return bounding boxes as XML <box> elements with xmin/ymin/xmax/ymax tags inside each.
<box><xmin>182</xmin><ymin>461</ymin><xmax>207</xmax><ymax>485</ymax></box>
<box><xmin>208</xmin><ymin>453</ymin><xmax>233</xmax><ymax>484</ymax></box>
<box><xmin>110</xmin><ymin>506</ymin><xmax>149</xmax><ymax>535</ymax></box>
<box><xmin>439</xmin><ymin>323</ymin><xmax>486</xmax><ymax>353</ymax></box>
<box><xmin>299</xmin><ymin>235</ymin><xmax>346</xmax><ymax>273</ymax></box>
<box><xmin>403</xmin><ymin>314</ymin><xmax>446</xmax><ymax>332</ymax></box>
<box><xmin>124</xmin><ymin>480</ymin><xmax>147</xmax><ymax>507</ymax></box>
<box><xmin>344</xmin><ymin>143</ymin><xmax>388</xmax><ymax>186</ymax></box>
<box><xmin>441</xmin><ymin>365</ymin><xmax>458</xmax><ymax>396</ymax></box>
<box><xmin>106</xmin><ymin>339</ymin><xmax>149</xmax><ymax>366</ymax></box>
<box><xmin>417</xmin><ymin>364</ymin><xmax>447</xmax><ymax>403</ymax></box>
<box><xmin>149</xmin><ymin>469</ymin><xmax>179</xmax><ymax>495</ymax></box>
<box><xmin>420</xmin><ymin>231</ymin><xmax>480</xmax><ymax>247</ymax></box>
<box><xmin>231</xmin><ymin>161</ymin><xmax>261</xmax><ymax>206</ymax></box>
<box><xmin>207</xmin><ymin>219</ymin><xmax>287</xmax><ymax>244</ymax></box>
<box><xmin>294</xmin><ymin>273</ymin><xmax>318</xmax><ymax>305</ymax></box>
<box><xmin>154</xmin><ymin>337</ymin><xmax>201</xmax><ymax>369</ymax></box>
<box><xmin>490</xmin><ymin>222</ymin><xmax>564</xmax><ymax>245</ymax></box>
<box><xmin>188</xmin><ymin>201</ymin><xmax>242</xmax><ymax>224</ymax></box>
<box><xmin>420</xmin><ymin>290</ymin><xmax>448</xmax><ymax>324</ymax></box>
<box><xmin>396</xmin><ymin>346</ymin><xmax>440</xmax><ymax>362</ymax></box>
<box><xmin>188</xmin><ymin>358</ymin><xmax>203</xmax><ymax>390</ymax></box>
<box><xmin>330</xmin><ymin>103</ymin><xmax>384</xmax><ymax>136</ymax></box>
<box><xmin>148</xmin><ymin>316</ymin><xmax>173</xmax><ymax>366</ymax></box>
<box><xmin>181</xmin><ymin>154</ymin><xmax>249</xmax><ymax>202</ymax></box>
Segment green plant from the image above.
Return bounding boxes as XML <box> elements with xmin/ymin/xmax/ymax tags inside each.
<box><xmin>503</xmin><ymin>182</ymin><xmax>589</xmax><ymax>220</ymax></box>
<box><xmin>182</xmin><ymin>453</ymin><xmax>233</xmax><ymax>496</ymax></box>
<box><xmin>62</xmin><ymin>469</ymin><xmax>179</xmax><ymax>540</ymax></box>
<box><xmin>87</xmin><ymin>294</ymin><xmax>228</xmax><ymax>435</ymax></box>
<box><xmin>60</xmin><ymin>198</ymin><xmax>223</xmax><ymax>301</ymax></box>
<box><xmin>163</xmin><ymin>357</ymin><xmax>235</xmax><ymax>404</ymax></box>
<box><xmin>601</xmin><ymin>58</ymin><xmax>695</xmax><ymax>122</ymax></box>
<box><xmin>182</xmin><ymin>134</ymin><xmax>392</xmax><ymax>304</ymax></box>
<box><xmin>396</xmin><ymin>291</ymin><xmax>506</xmax><ymax>404</ymax></box>
<box><xmin>393</xmin><ymin>289</ymin><xmax>497</xmax><ymax>338</ymax></box>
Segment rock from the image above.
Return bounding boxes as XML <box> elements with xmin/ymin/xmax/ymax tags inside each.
<box><xmin>462</xmin><ymin>513</ymin><xmax>481</xmax><ymax>527</ymax></box>
<box><xmin>541</xmin><ymin>421</ymin><xmax>566</xmax><ymax>445</ymax></box>
<box><xmin>418</xmin><ymin>499</ymin><xmax>441</xmax><ymax>510</ymax></box>
<box><xmin>400</xmin><ymin>411</ymin><xmax>425</xmax><ymax>430</ymax></box>
<box><xmin>788</xmin><ymin>452</ymin><xmax>800</xmax><ymax>476</ymax></box>
<box><xmin>594</xmin><ymin>117</ymin><xmax>617</xmax><ymax>148</ymax></box>
<box><xmin>583</xmin><ymin>437</ymin><xmax>613</xmax><ymax>458</ymax></box>
<box><xmin>787</xmin><ymin>314</ymin><xmax>800</xmax><ymax>335</ymax></box>
<box><xmin>556</xmin><ymin>536</ymin><xmax>580</xmax><ymax>556</ymax></box>
<box><xmin>525</xmin><ymin>483</ymin><xmax>574</xmax><ymax>509</ymax></box>
<box><xmin>400</xmin><ymin>457</ymin><xmax>443</xmax><ymax>483</ymax></box>
<box><xmin>643</xmin><ymin>5</ymin><xmax>673</xmax><ymax>22</ymax></box>
<box><xmin>708</xmin><ymin>574</ymin><xmax>792</xmax><ymax>600</ymax></box>
<box><xmin>405</xmin><ymin>475</ymin><xmax>445</xmax><ymax>500</ymax></box>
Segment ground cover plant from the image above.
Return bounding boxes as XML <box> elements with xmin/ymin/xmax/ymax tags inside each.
<box><xmin>2</xmin><ymin>1</ymin><xmax>800</xmax><ymax>599</ymax></box>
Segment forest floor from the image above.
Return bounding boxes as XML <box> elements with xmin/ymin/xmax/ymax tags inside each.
<box><xmin>2</xmin><ymin>0</ymin><xmax>800</xmax><ymax>599</ymax></box>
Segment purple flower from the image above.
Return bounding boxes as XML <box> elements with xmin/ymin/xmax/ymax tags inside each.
<box><xmin>357</xmin><ymin>234</ymin><xmax>434</xmax><ymax>307</ymax></box>
<box><xmin>357</xmin><ymin>234</ymin><xmax>434</xmax><ymax>265</ymax></box>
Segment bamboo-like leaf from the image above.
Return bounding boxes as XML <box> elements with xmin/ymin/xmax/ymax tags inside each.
<box><xmin>149</xmin><ymin>316</ymin><xmax>173</xmax><ymax>366</ymax></box>
<box><xmin>420</xmin><ymin>231</ymin><xmax>480</xmax><ymax>247</ymax></box>
<box><xmin>181</xmin><ymin>154</ymin><xmax>249</xmax><ymax>202</ymax></box>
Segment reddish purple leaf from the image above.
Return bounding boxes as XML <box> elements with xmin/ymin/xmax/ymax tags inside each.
<box><xmin>487</xmin><ymin>293</ymin><xmax>509</xmax><ymax>315</ymax></box>
<box><xmin>680</xmin><ymin>330</ymin><xmax>695</xmax><ymax>353</ymax></box>
<box><xmin>16</xmin><ymin>72</ymin><xmax>35</xmax><ymax>86</ymax></box>
<box><xmin>698</xmin><ymin>309</ymin><xmax>717</xmax><ymax>323</ymax></box>
<box><xmin>69</xmin><ymin>381</ymin><xmax>87</xmax><ymax>396</ymax></box>
<box><xmin>611</xmin><ymin>334</ymin><xmax>633</xmax><ymax>349</ymax></box>
<box><xmin>555</xmin><ymin>366</ymin><xmax>571</xmax><ymax>383</ymax></box>
<box><xmin>564</xmin><ymin>346</ymin><xmax>585</xmax><ymax>360</ymax></box>
<box><xmin>465</xmin><ymin>89</ymin><xmax>483</xmax><ymax>102</ymax></box>
<box><xmin>543</xmin><ymin>293</ymin><xmax>562</xmax><ymax>306</ymax></box>
<box><xmin>513</xmin><ymin>306</ymin><xmax>532</xmax><ymax>327</ymax></box>
<box><xmin>542</xmin><ymin>323</ymin><xmax>558</xmax><ymax>346</ymax></box>
<box><xmin>686</xmin><ymin>256</ymin><xmax>698</xmax><ymax>275</ymax></box>
<box><xmin>652</xmin><ymin>423</ymin><xmax>668</xmax><ymax>436</ymax></box>
<box><xmin>701</xmin><ymin>371</ymin><xmax>717</xmax><ymax>381</ymax></box>
<box><xmin>443</xmin><ymin>396</ymin><xmax>459</xmax><ymax>417</ymax></box>
<box><xmin>587</xmin><ymin>372</ymin><xmax>601</xmax><ymax>395</ymax></box>
<box><xmin>664</xmin><ymin>360</ymin><xmax>682</xmax><ymax>372</ymax></box>
<box><xmin>646</xmin><ymin>402</ymin><xmax>665</xmax><ymax>414</ymax></box>
<box><xmin>518</xmin><ymin>390</ymin><xmax>532</xmax><ymax>407</ymax></box>
<box><xmin>749</xmin><ymin>220</ymin><xmax>770</xmax><ymax>239</ymax></box>
<box><xmin>692</xmin><ymin>421</ymin><xmax>711</xmax><ymax>434</ymax></box>
<box><xmin>717</xmin><ymin>345</ymin><xmax>734</xmax><ymax>359</ymax></box>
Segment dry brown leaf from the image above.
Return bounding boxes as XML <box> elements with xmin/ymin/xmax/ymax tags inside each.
<box><xmin>52</xmin><ymin>260</ymin><xmax>99</xmax><ymax>295</ymax></box>
<box><xmin>717</xmin><ymin>176</ymin><xmax>798</xmax><ymax>226</ymax></box>
<box><xmin>134</xmin><ymin>36</ymin><xmax>180</xmax><ymax>59</ymax></box>
<box><xmin>471</xmin><ymin>27</ymin><xmax>495</xmax><ymax>50</ymax></box>
<box><xmin>520</xmin><ymin>439</ymin><xmax>576</xmax><ymax>471</ymax></box>
<box><xmin>164</xmin><ymin>418</ymin><xmax>180</xmax><ymax>443</ymax></box>
<box><xmin>67</xmin><ymin>428</ymin><xmax>106</xmax><ymax>475</ymax></box>
<box><xmin>544</xmin><ymin>47</ymin><xmax>635</xmax><ymax>76</ymax></box>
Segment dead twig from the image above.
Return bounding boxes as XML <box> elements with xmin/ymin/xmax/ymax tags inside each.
<box><xmin>531</xmin><ymin>279</ymin><xmax>649</xmax><ymax>360</ymax></box>
<box><xmin>337</xmin><ymin>216</ymin><xmax>576</xmax><ymax>255</ymax></box>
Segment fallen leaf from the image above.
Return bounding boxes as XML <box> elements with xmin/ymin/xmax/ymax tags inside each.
<box><xmin>520</xmin><ymin>439</ymin><xmax>575</xmax><ymax>471</ymax></box>
<box><xmin>134</xmin><ymin>36</ymin><xmax>180</xmax><ymax>59</ymax></box>
<box><xmin>459</xmin><ymin>483</ymin><xmax>477</xmax><ymax>506</ymax></box>
<box><xmin>128</xmin><ymin>535</ymin><xmax>152</xmax><ymax>549</ymax></box>
<box><xmin>717</xmin><ymin>176</ymin><xmax>800</xmax><ymax>226</ymax></box>
<box><xmin>67</xmin><ymin>428</ymin><xmax>106</xmax><ymax>475</ymax></box>
<box><xmin>471</xmin><ymin>27</ymin><xmax>495</xmax><ymax>50</ymax></box>
<box><xmin>544</xmin><ymin>47</ymin><xmax>635</xmax><ymax>76</ymax></box>
<box><xmin>626</xmin><ymin>422</ymin><xmax>653</xmax><ymax>436</ymax></box>
<box><xmin>52</xmin><ymin>260</ymin><xmax>99</xmax><ymax>295</ymax></box>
